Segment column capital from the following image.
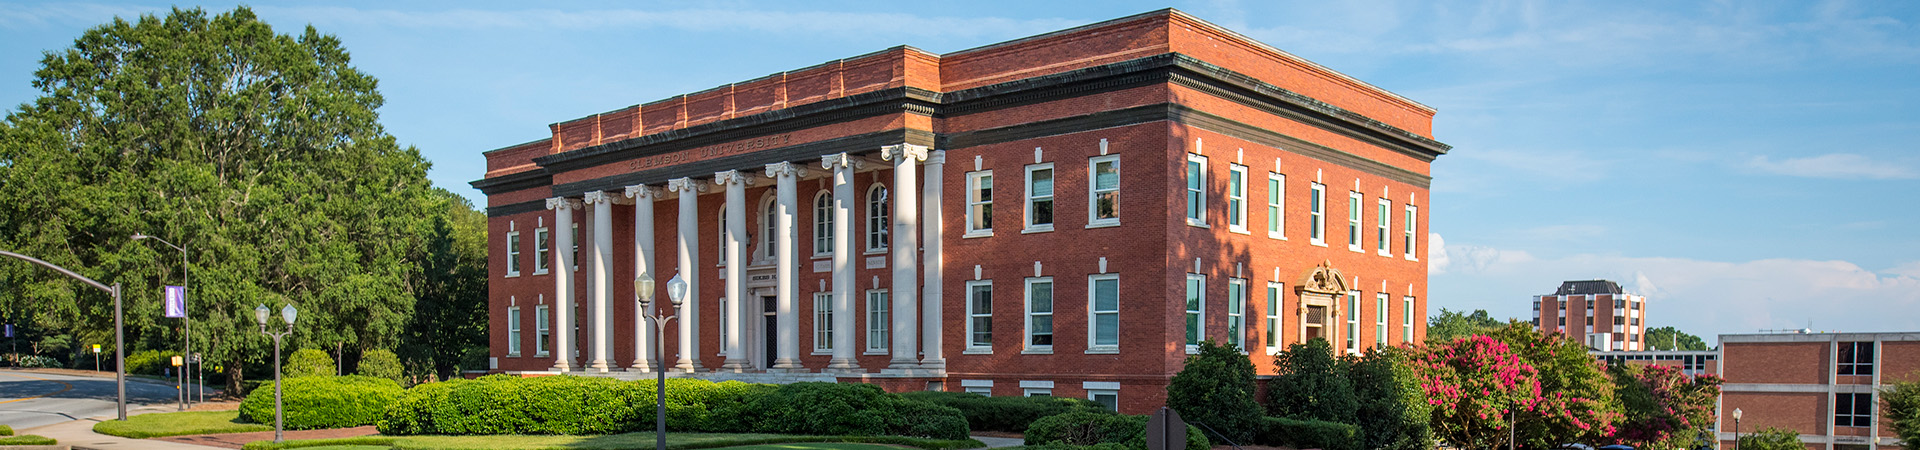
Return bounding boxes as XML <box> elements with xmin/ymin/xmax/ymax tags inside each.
<box><xmin>923</xmin><ymin>150</ymin><xmax>947</xmax><ymax>165</ymax></box>
<box><xmin>546</xmin><ymin>197</ymin><xmax>581</xmax><ymax>211</ymax></box>
<box><xmin>880</xmin><ymin>144</ymin><xmax>929</xmax><ymax>163</ymax></box>
<box><xmin>713</xmin><ymin>169</ymin><xmax>755</xmax><ymax>187</ymax></box>
<box><xmin>582</xmin><ymin>190</ymin><xmax>616</xmax><ymax>205</ymax></box>
<box><xmin>624</xmin><ymin>184</ymin><xmax>660</xmax><ymax>200</ymax></box>
<box><xmin>821</xmin><ymin>152</ymin><xmax>864</xmax><ymax>171</ymax></box>
<box><xmin>764</xmin><ymin>161</ymin><xmax>808</xmax><ymax>179</ymax></box>
<box><xmin>666</xmin><ymin>177</ymin><xmax>708</xmax><ymax>194</ymax></box>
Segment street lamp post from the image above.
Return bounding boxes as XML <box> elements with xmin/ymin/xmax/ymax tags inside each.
<box><xmin>255</xmin><ymin>304</ymin><xmax>297</xmax><ymax>443</ymax></box>
<box><xmin>1732</xmin><ymin>408</ymin><xmax>1742</xmax><ymax>450</ymax></box>
<box><xmin>0</xmin><ymin>250</ymin><xmax>126</xmax><ymax>420</ymax></box>
<box><xmin>636</xmin><ymin>273</ymin><xmax>686</xmax><ymax>450</ymax></box>
<box><xmin>133</xmin><ymin>233</ymin><xmax>195</xmax><ymax>406</ymax></box>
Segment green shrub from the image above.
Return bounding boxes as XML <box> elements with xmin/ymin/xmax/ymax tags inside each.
<box><xmin>1255</xmin><ymin>416</ymin><xmax>1361</xmax><ymax>450</ymax></box>
<box><xmin>1024</xmin><ymin>411</ymin><xmax>1208</xmax><ymax>450</ymax></box>
<box><xmin>900</xmin><ymin>390</ymin><xmax>1109</xmax><ymax>432</ymax></box>
<box><xmin>1348</xmin><ymin>347</ymin><xmax>1432</xmax><ymax>450</ymax></box>
<box><xmin>357</xmin><ymin>349</ymin><xmax>403</xmax><ymax>384</ymax></box>
<box><xmin>125</xmin><ymin>349</ymin><xmax>181</xmax><ymax>375</ymax></box>
<box><xmin>0</xmin><ymin>424</ymin><xmax>11</xmax><ymax>435</ymax></box>
<box><xmin>1267</xmin><ymin>338</ymin><xmax>1358</xmax><ymax>423</ymax></box>
<box><xmin>1167</xmin><ymin>340</ymin><xmax>1262</xmax><ymax>444</ymax></box>
<box><xmin>1884</xmin><ymin>376</ymin><xmax>1920</xmax><ymax>448</ymax></box>
<box><xmin>241</xmin><ymin>375</ymin><xmax>403</xmax><ymax>430</ymax></box>
<box><xmin>285</xmin><ymin>349</ymin><xmax>335</xmax><ymax>378</ymax></box>
<box><xmin>739</xmin><ymin>382</ymin><xmax>969</xmax><ymax>440</ymax></box>
<box><xmin>1738</xmin><ymin>427</ymin><xmax>1804</xmax><ymax>450</ymax></box>
<box><xmin>0</xmin><ymin>434</ymin><xmax>55</xmax><ymax>445</ymax></box>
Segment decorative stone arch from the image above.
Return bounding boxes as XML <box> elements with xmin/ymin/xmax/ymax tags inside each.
<box><xmin>1293</xmin><ymin>260</ymin><xmax>1348</xmax><ymax>345</ymax></box>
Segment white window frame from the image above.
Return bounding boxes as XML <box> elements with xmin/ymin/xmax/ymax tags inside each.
<box><xmin>1087</xmin><ymin>274</ymin><xmax>1119</xmax><ymax>354</ymax></box>
<box><xmin>1185</xmin><ymin>154</ymin><xmax>1208</xmax><ymax>227</ymax></box>
<box><xmin>1265</xmin><ymin>282</ymin><xmax>1284</xmax><ymax>355</ymax></box>
<box><xmin>866</xmin><ymin>289</ymin><xmax>890</xmax><ymax>353</ymax></box>
<box><xmin>1267</xmin><ymin>173</ymin><xmax>1284</xmax><ymax>239</ymax></box>
<box><xmin>814</xmin><ymin>292</ymin><xmax>834</xmax><ymax>353</ymax></box>
<box><xmin>1376</xmin><ymin>292</ymin><xmax>1389</xmax><ymax>347</ymax></box>
<box><xmin>1021</xmin><ymin>380</ymin><xmax>1055</xmax><ymax>398</ymax></box>
<box><xmin>1024</xmin><ymin>277</ymin><xmax>1055</xmax><ymax>353</ymax></box>
<box><xmin>965</xmin><ymin>171</ymin><xmax>994</xmax><ymax>237</ymax></box>
<box><xmin>1185</xmin><ymin>274</ymin><xmax>1206</xmax><ymax>353</ymax></box>
<box><xmin>1023</xmin><ymin>163</ymin><xmax>1055</xmax><ymax>233</ymax></box>
<box><xmin>1088</xmin><ymin>155</ymin><xmax>1120</xmax><ymax>228</ymax></box>
<box><xmin>1088</xmin><ymin>389</ymin><xmax>1119</xmax><ymax>411</ymax></box>
<box><xmin>505</xmin><ymin>231</ymin><xmax>522</xmax><ymax>277</ymax></box>
<box><xmin>813</xmin><ymin>191</ymin><xmax>833</xmax><ymax>257</ymax></box>
<box><xmin>964</xmin><ymin>386</ymin><xmax>992</xmax><ymax>395</ymax></box>
<box><xmin>1024</xmin><ymin>388</ymin><xmax>1053</xmax><ymax>397</ymax></box>
<box><xmin>1348</xmin><ymin>191</ymin><xmax>1363</xmax><ymax>252</ymax></box>
<box><xmin>534</xmin><ymin>305</ymin><xmax>551</xmax><ymax>357</ymax></box>
<box><xmin>1377</xmin><ymin>198</ymin><xmax>1392</xmax><ymax>256</ymax></box>
<box><xmin>570</xmin><ymin>223</ymin><xmax>580</xmax><ymax>271</ymax></box>
<box><xmin>760</xmin><ymin>194</ymin><xmax>777</xmax><ymax>261</ymax></box>
<box><xmin>1346</xmin><ymin>290</ymin><xmax>1360</xmax><ymax>354</ymax></box>
<box><xmin>718</xmin><ymin>297</ymin><xmax>729</xmax><ymax>352</ymax></box>
<box><xmin>1403</xmin><ymin>296</ymin><xmax>1415</xmax><ymax>343</ymax></box>
<box><xmin>1309</xmin><ymin>183</ymin><xmax>1326</xmax><ymax>245</ymax></box>
<box><xmin>1404</xmin><ymin>204</ymin><xmax>1419</xmax><ymax>261</ymax></box>
<box><xmin>867</xmin><ymin>184</ymin><xmax>890</xmax><ymax>252</ymax></box>
<box><xmin>1227</xmin><ymin>278</ymin><xmax>1247</xmax><ymax>351</ymax></box>
<box><xmin>1227</xmin><ymin>164</ymin><xmax>1249</xmax><ymax>233</ymax></box>
<box><xmin>966</xmin><ymin>280</ymin><xmax>994</xmax><ymax>353</ymax></box>
<box><xmin>716</xmin><ymin>204</ymin><xmax>729</xmax><ymax>265</ymax></box>
<box><xmin>507</xmin><ymin>306</ymin><xmax>522</xmax><ymax>356</ymax></box>
<box><xmin>533</xmin><ymin>227</ymin><xmax>551</xmax><ymax>275</ymax></box>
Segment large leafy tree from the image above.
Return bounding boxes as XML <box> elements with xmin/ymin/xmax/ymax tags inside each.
<box><xmin>1267</xmin><ymin>338</ymin><xmax>1358</xmax><ymax>423</ymax></box>
<box><xmin>1166</xmin><ymin>340</ymin><xmax>1263</xmax><ymax>444</ymax></box>
<box><xmin>0</xmin><ymin>7</ymin><xmax>453</xmax><ymax>392</ymax></box>
<box><xmin>398</xmin><ymin>191</ymin><xmax>488</xmax><ymax>381</ymax></box>
<box><xmin>1350</xmin><ymin>346</ymin><xmax>1434</xmax><ymax>450</ymax></box>
<box><xmin>1608</xmin><ymin>364</ymin><xmax>1721</xmax><ymax>449</ymax></box>
<box><xmin>1427</xmin><ymin>309</ymin><xmax>1503</xmax><ymax>343</ymax></box>
<box><xmin>1488</xmin><ymin>323</ymin><xmax>1622</xmax><ymax>447</ymax></box>
<box><xmin>1644</xmin><ymin>326</ymin><xmax>1709</xmax><ymax>351</ymax></box>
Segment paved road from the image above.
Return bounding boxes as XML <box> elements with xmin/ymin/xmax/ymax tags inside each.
<box><xmin>0</xmin><ymin>369</ymin><xmax>182</xmax><ymax>430</ymax></box>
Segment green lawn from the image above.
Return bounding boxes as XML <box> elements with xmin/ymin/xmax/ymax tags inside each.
<box><xmin>718</xmin><ymin>444</ymin><xmax>906</xmax><ymax>450</ymax></box>
<box><xmin>0</xmin><ymin>434</ymin><xmax>58</xmax><ymax>445</ymax></box>
<box><xmin>242</xmin><ymin>433</ymin><xmax>982</xmax><ymax>450</ymax></box>
<box><xmin>93</xmin><ymin>410</ymin><xmax>274</xmax><ymax>438</ymax></box>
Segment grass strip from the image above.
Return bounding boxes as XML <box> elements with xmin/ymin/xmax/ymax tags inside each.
<box><xmin>0</xmin><ymin>434</ymin><xmax>57</xmax><ymax>445</ymax></box>
<box><xmin>93</xmin><ymin>410</ymin><xmax>274</xmax><ymax>438</ymax></box>
<box><xmin>244</xmin><ymin>433</ymin><xmax>987</xmax><ymax>450</ymax></box>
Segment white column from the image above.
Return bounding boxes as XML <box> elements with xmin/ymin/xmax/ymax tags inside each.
<box><xmin>822</xmin><ymin>153</ymin><xmax>862</xmax><ymax>372</ymax></box>
<box><xmin>920</xmin><ymin>150</ymin><xmax>946</xmax><ymax>370</ymax></box>
<box><xmin>625</xmin><ymin>184</ymin><xmax>659</xmax><ymax>371</ymax></box>
<box><xmin>545</xmin><ymin>197</ymin><xmax>580</xmax><ymax>371</ymax></box>
<box><xmin>667</xmin><ymin>177</ymin><xmax>705</xmax><ymax>372</ymax></box>
<box><xmin>584</xmin><ymin>191</ymin><xmax>615</xmax><ymax>371</ymax></box>
<box><xmin>881</xmin><ymin>144</ymin><xmax>927</xmax><ymax>371</ymax></box>
<box><xmin>767</xmin><ymin>162</ymin><xmax>806</xmax><ymax>370</ymax></box>
<box><xmin>717</xmin><ymin>170</ymin><xmax>752</xmax><ymax>372</ymax></box>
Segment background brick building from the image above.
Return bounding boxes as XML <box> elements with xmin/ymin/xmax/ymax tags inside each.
<box><xmin>1534</xmin><ymin>279</ymin><xmax>1648</xmax><ymax>351</ymax></box>
<box><xmin>1719</xmin><ymin>332</ymin><xmax>1918</xmax><ymax>450</ymax></box>
<box><xmin>472</xmin><ymin>9</ymin><xmax>1446</xmax><ymax>413</ymax></box>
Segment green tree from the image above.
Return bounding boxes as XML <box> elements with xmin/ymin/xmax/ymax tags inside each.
<box><xmin>357</xmin><ymin>348</ymin><xmax>403</xmax><ymax>384</ymax></box>
<box><xmin>1884</xmin><ymin>374</ymin><xmax>1920</xmax><ymax>448</ymax></box>
<box><xmin>1167</xmin><ymin>340</ymin><xmax>1263</xmax><ymax>444</ymax></box>
<box><xmin>1349</xmin><ymin>346</ymin><xmax>1433</xmax><ymax>450</ymax></box>
<box><xmin>285</xmin><ymin>348</ymin><xmax>335</xmax><ymax>378</ymax></box>
<box><xmin>1608</xmin><ymin>363</ymin><xmax>1721</xmax><ymax>449</ymax></box>
<box><xmin>1268</xmin><ymin>338</ymin><xmax>1358</xmax><ymax>423</ymax></box>
<box><xmin>1644</xmin><ymin>326</ymin><xmax>1708</xmax><ymax>351</ymax></box>
<box><xmin>1737</xmin><ymin>427</ymin><xmax>1803</xmax><ymax>450</ymax></box>
<box><xmin>397</xmin><ymin>192</ymin><xmax>488</xmax><ymax>381</ymax></box>
<box><xmin>0</xmin><ymin>7</ymin><xmax>444</xmax><ymax>393</ymax></box>
<box><xmin>1426</xmin><ymin>309</ymin><xmax>1503</xmax><ymax>343</ymax></box>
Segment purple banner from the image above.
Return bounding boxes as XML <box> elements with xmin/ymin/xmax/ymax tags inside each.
<box><xmin>164</xmin><ymin>285</ymin><xmax>186</xmax><ymax>318</ymax></box>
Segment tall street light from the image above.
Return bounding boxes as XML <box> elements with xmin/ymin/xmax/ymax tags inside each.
<box><xmin>256</xmin><ymin>304</ymin><xmax>297</xmax><ymax>443</ymax></box>
<box><xmin>637</xmin><ymin>273</ymin><xmax>686</xmax><ymax>450</ymax></box>
<box><xmin>1732</xmin><ymin>408</ymin><xmax>1742</xmax><ymax>450</ymax></box>
<box><xmin>0</xmin><ymin>250</ymin><xmax>126</xmax><ymax>420</ymax></box>
<box><xmin>132</xmin><ymin>233</ymin><xmax>196</xmax><ymax>406</ymax></box>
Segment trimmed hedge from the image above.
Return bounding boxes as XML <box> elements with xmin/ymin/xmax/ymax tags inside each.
<box><xmin>357</xmin><ymin>349</ymin><xmax>403</xmax><ymax>384</ymax></box>
<box><xmin>900</xmin><ymin>390</ymin><xmax>1109</xmax><ymax>432</ymax></box>
<box><xmin>0</xmin><ymin>434</ymin><xmax>56</xmax><ymax>445</ymax></box>
<box><xmin>239</xmin><ymin>434</ymin><xmax>987</xmax><ymax>450</ymax></box>
<box><xmin>379</xmin><ymin>376</ymin><xmax>968</xmax><ymax>440</ymax></box>
<box><xmin>1024</xmin><ymin>411</ymin><xmax>1209</xmax><ymax>450</ymax></box>
<box><xmin>285</xmin><ymin>349</ymin><xmax>335</xmax><ymax>378</ymax></box>
<box><xmin>0</xmin><ymin>424</ymin><xmax>11</xmax><ymax>435</ymax></box>
<box><xmin>1254</xmin><ymin>416</ymin><xmax>1361</xmax><ymax>450</ymax></box>
<box><xmin>241</xmin><ymin>375</ymin><xmax>404</xmax><ymax>430</ymax></box>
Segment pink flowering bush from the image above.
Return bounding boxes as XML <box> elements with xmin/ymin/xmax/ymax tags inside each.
<box><xmin>1414</xmin><ymin>335</ymin><xmax>1540</xmax><ymax>450</ymax></box>
<box><xmin>1609</xmin><ymin>364</ymin><xmax>1722</xmax><ymax>449</ymax></box>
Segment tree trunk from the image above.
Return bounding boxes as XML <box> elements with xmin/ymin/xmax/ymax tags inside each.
<box><xmin>226</xmin><ymin>362</ymin><xmax>244</xmax><ymax>400</ymax></box>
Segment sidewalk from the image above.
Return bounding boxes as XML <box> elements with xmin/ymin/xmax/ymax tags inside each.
<box><xmin>23</xmin><ymin>408</ymin><xmax>229</xmax><ymax>450</ymax></box>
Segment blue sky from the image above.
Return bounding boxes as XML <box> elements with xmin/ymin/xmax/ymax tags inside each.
<box><xmin>4</xmin><ymin>1</ymin><xmax>1917</xmax><ymax>344</ymax></box>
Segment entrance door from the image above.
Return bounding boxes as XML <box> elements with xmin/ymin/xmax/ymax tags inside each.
<box><xmin>1305</xmin><ymin>305</ymin><xmax>1326</xmax><ymax>341</ymax></box>
<box><xmin>762</xmin><ymin>296</ymin><xmax>778</xmax><ymax>367</ymax></box>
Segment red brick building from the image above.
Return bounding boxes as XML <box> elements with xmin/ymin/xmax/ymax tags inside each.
<box><xmin>1534</xmin><ymin>280</ymin><xmax>1648</xmax><ymax>351</ymax></box>
<box><xmin>1719</xmin><ymin>332</ymin><xmax>1918</xmax><ymax>450</ymax></box>
<box><xmin>471</xmin><ymin>9</ymin><xmax>1446</xmax><ymax>413</ymax></box>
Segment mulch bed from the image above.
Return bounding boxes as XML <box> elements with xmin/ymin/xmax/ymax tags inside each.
<box><xmin>156</xmin><ymin>425</ymin><xmax>380</xmax><ymax>449</ymax></box>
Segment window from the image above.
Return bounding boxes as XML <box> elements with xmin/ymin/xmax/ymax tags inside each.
<box><xmin>1185</xmin><ymin>275</ymin><xmax>1206</xmax><ymax>350</ymax></box>
<box><xmin>965</xmin><ymin>386</ymin><xmax>992</xmax><ymax>395</ymax></box>
<box><xmin>761</xmin><ymin>196</ymin><xmax>780</xmax><ymax>260</ymax></box>
<box><xmin>866</xmin><ymin>290</ymin><xmax>890</xmax><ymax>352</ymax></box>
<box><xmin>507</xmin><ymin>307</ymin><xmax>522</xmax><ymax>356</ymax></box>
<box><xmin>1186</xmin><ymin>154</ymin><xmax>1207</xmax><ymax>226</ymax></box>
<box><xmin>1089</xmin><ymin>390</ymin><xmax>1119</xmax><ymax>411</ymax></box>
<box><xmin>506</xmin><ymin>231</ymin><xmax>522</xmax><ymax>276</ymax></box>
<box><xmin>1265</xmin><ymin>283</ymin><xmax>1284</xmax><ymax>354</ymax></box>
<box><xmin>718</xmin><ymin>297</ymin><xmax>729</xmax><ymax>348</ymax></box>
<box><xmin>1346</xmin><ymin>290</ymin><xmax>1360</xmax><ymax>353</ymax></box>
<box><xmin>1403</xmin><ymin>296</ymin><xmax>1415</xmax><ymax>343</ymax></box>
<box><xmin>966</xmin><ymin>171</ymin><xmax>993</xmax><ymax>235</ymax></box>
<box><xmin>1376</xmin><ymin>293</ymin><xmax>1389</xmax><ymax>347</ymax></box>
<box><xmin>1228</xmin><ymin>164</ymin><xmax>1248</xmax><ymax>232</ymax></box>
<box><xmin>1838</xmin><ymin>341</ymin><xmax>1875</xmax><ymax>375</ymax></box>
<box><xmin>1267</xmin><ymin>173</ymin><xmax>1284</xmax><ymax>238</ymax></box>
<box><xmin>1026</xmin><ymin>278</ymin><xmax>1054</xmax><ymax>351</ymax></box>
<box><xmin>814</xmin><ymin>293</ymin><xmax>833</xmax><ymax>352</ymax></box>
<box><xmin>967</xmin><ymin>281</ymin><xmax>993</xmax><ymax>350</ymax></box>
<box><xmin>717</xmin><ymin>205</ymin><xmax>729</xmax><ymax>264</ymax></box>
<box><xmin>867</xmin><ymin>184</ymin><xmax>891</xmax><ymax>251</ymax></box>
<box><xmin>570</xmin><ymin>223</ymin><xmax>580</xmax><ymax>271</ymax></box>
<box><xmin>1348</xmin><ymin>192</ymin><xmax>1363</xmax><ymax>251</ymax></box>
<box><xmin>1088</xmin><ymin>275</ymin><xmax>1119</xmax><ymax>351</ymax></box>
<box><xmin>1309</xmin><ymin>183</ymin><xmax>1326</xmax><ymax>244</ymax></box>
<box><xmin>534</xmin><ymin>305</ymin><xmax>551</xmax><ymax>356</ymax></box>
<box><xmin>1404</xmin><ymin>205</ymin><xmax>1418</xmax><ymax>260</ymax></box>
<box><xmin>1227</xmin><ymin>278</ymin><xmax>1247</xmax><ymax>351</ymax></box>
<box><xmin>534</xmin><ymin>228</ymin><xmax>551</xmax><ymax>274</ymax></box>
<box><xmin>1377</xmin><ymin>199</ymin><xmax>1391</xmax><ymax>256</ymax></box>
<box><xmin>813</xmin><ymin>191</ymin><xmax>833</xmax><ymax>256</ymax></box>
<box><xmin>1025</xmin><ymin>389</ymin><xmax>1052</xmax><ymax>397</ymax></box>
<box><xmin>1025</xmin><ymin>164</ymin><xmax>1055</xmax><ymax>231</ymax></box>
<box><xmin>1088</xmin><ymin>156</ymin><xmax>1121</xmax><ymax>226</ymax></box>
<box><xmin>1835</xmin><ymin>393</ymin><xmax>1874</xmax><ymax>427</ymax></box>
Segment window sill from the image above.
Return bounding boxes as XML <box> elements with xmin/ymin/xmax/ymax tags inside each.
<box><xmin>1377</xmin><ymin>250</ymin><xmax>1391</xmax><ymax>257</ymax></box>
<box><xmin>1021</xmin><ymin>225</ymin><xmax>1055</xmax><ymax>234</ymax></box>
<box><xmin>863</xmin><ymin>249</ymin><xmax>889</xmax><ymax>256</ymax></box>
<box><xmin>535</xmin><ymin>352</ymin><xmax>551</xmax><ymax>357</ymax></box>
<box><xmin>1184</xmin><ymin>345</ymin><xmax>1199</xmax><ymax>355</ymax></box>
<box><xmin>811</xmin><ymin>350</ymin><xmax>834</xmax><ymax>356</ymax></box>
<box><xmin>1268</xmin><ymin>232</ymin><xmax>1285</xmax><ymax>240</ymax></box>
<box><xmin>963</xmin><ymin>348</ymin><xmax>993</xmax><ymax>355</ymax></box>
<box><xmin>863</xmin><ymin>350</ymin><xmax>889</xmax><ymax>356</ymax></box>
<box><xmin>1404</xmin><ymin>255</ymin><xmax>1418</xmax><ymax>262</ymax></box>
<box><xmin>1185</xmin><ymin>219</ymin><xmax>1210</xmax><ymax>228</ymax></box>
<box><xmin>1310</xmin><ymin>240</ymin><xmax>1327</xmax><ymax>247</ymax></box>
<box><xmin>1265</xmin><ymin>348</ymin><xmax>1281</xmax><ymax>356</ymax></box>
<box><xmin>533</xmin><ymin>270</ymin><xmax>550</xmax><ymax>276</ymax></box>
<box><xmin>505</xmin><ymin>272</ymin><xmax>522</xmax><ymax>278</ymax></box>
<box><xmin>1084</xmin><ymin>346</ymin><xmax>1119</xmax><ymax>355</ymax></box>
<box><xmin>506</xmin><ymin>353</ymin><xmax>521</xmax><ymax>358</ymax></box>
<box><xmin>963</xmin><ymin>230</ymin><xmax>994</xmax><ymax>239</ymax></box>
<box><xmin>812</xmin><ymin>254</ymin><xmax>832</xmax><ymax>260</ymax></box>
<box><xmin>1348</xmin><ymin>246</ymin><xmax>1364</xmax><ymax>253</ymax></box>
<box><xmin>1228</xmin><ymin>227</ymin><xmax>1251</xmax><ymax>235</ymax></box>
<box><xmin>1022</xmin><ymin>347</ymin><xmax>1054</xmax><ymax>355</ymax></box>
<box><xmin>1086</xmin><ymin>221</ymin><xmax>1120</xmax><ymax>229</ymax></box>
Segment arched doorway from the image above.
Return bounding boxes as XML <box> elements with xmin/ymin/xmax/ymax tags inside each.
<box><xmin>1293</xmin><ymin>261</ymin><xmax>1347</xmax><ymax>345</ymax></box>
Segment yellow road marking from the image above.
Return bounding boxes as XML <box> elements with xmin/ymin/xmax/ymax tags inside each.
<box><xmin>0</xmin><ymin>372</ymin><xmax>74</xmax><ymax>404</ymax></box>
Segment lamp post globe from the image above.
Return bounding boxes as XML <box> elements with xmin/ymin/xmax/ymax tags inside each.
<box><xmin>666</xmin><ymin>273</ymin><xmax>688</xmax><ymax>307</ymax></box>
<box><xmin>635</xmin><ymin>275</ymin><xmax>655</xmax><ymax>306</ymax></box>
<box><xmin>281</xmin><ymin>304</ymin><xmax>297</xmax><ymax>325</ymax></box>
<box><xmin>1732</xmin><ymin>408</ymin><xmax>1743</xmax><ymax>450</ymax></box>
<box><xmin>254</xmin><ymin>304</ymin><xmax>270</xmax><ymax>327</ymax></box>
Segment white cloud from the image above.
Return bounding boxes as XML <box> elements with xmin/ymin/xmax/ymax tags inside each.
<box><xmin>1428</xmin><ymin>232</ymin><xmax>1449</xmax><ymax>273</ymax></box>
<box><xmin>1744</xmin><ymin>153</ymin><xmax>1917</xmax><ymax>179</ymax></box>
